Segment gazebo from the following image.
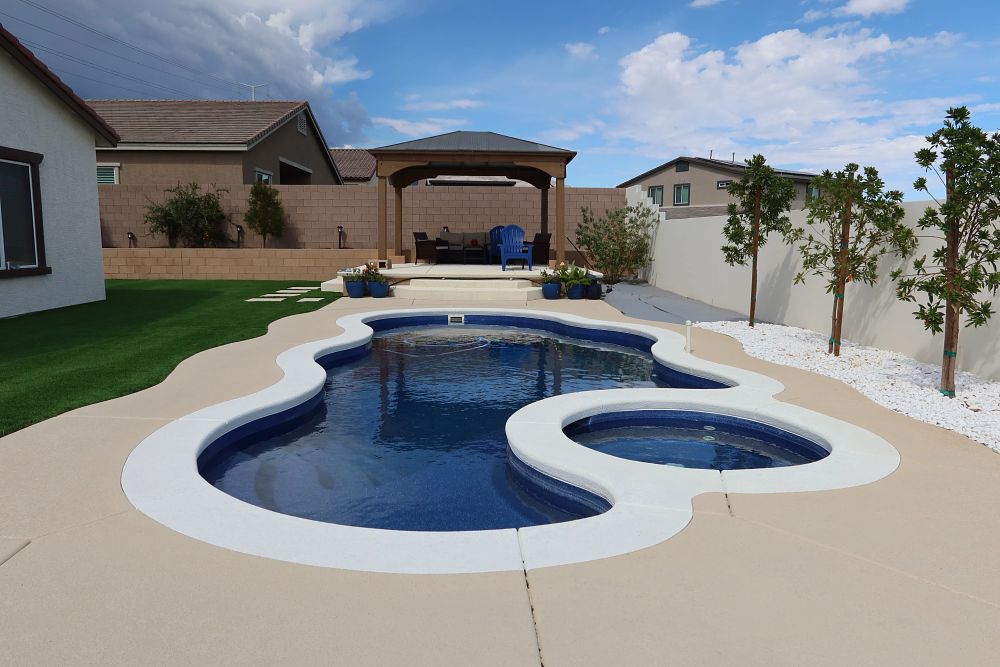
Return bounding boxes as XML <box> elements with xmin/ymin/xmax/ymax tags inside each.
<box><xmin>368</xmin><ymin>131</ymin><xmax>576</xmax><ymax>263</ymax></box>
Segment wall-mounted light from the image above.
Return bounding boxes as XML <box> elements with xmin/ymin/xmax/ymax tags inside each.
<box><xmin>235</xmin><ymin>225</ymin><xmax>245</xmax><ymax>248</ymax></box>
<box><xmin>442</xmin><ymin>225</ymin><xmax>450</xmax><ymax>233</ymax></box>
<box><xmin>126</xmin><ymin>231</ymin><xmax>137</xmax><ymax>248</ymax></box>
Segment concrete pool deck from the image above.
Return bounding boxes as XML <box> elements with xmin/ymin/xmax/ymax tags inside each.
<box><xmin>1</xmin><ymin>296</ymin><xmax>999</xmax><ymax>664</ymax></box>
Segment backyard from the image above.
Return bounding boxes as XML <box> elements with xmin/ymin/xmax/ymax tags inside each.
<box><xmin>0</xmin><ymin>280</ymin><xmax>334</xmax><ymax>437</ymax></box>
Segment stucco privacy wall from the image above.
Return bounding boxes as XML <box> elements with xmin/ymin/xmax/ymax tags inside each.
<box><xmin>103</xmin><ymin>248</ymin><xmax>405</xmax><ymax>280</ymax></box>
<box><xmin>99</xmin><ymin>184</ymin><xmax>624</xmax><ymax>250</ymax></box>
<box><xmin>640</xmin><ymin>192</ymin><xmax>1000</xmax><ymax>380</ymax></box>
<box><xmin>0</xmin><ymin>51</ymin><xmax>105</xmax><ymax>318</ymax></box>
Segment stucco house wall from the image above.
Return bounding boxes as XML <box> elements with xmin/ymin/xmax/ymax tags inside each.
<box><xmin>242</xmin><ymin>114</ymin><xmax>339</xmax><ymax>185</ymax></box>
<box><xmin>109</xmin><ymin>150</ymin><xmax>243</xmax><ymax>185</ymax></box>
<box><xmin>0</xmin><ymin>50</ymin><xmax>106</xmax><ymax>318</ymax></box>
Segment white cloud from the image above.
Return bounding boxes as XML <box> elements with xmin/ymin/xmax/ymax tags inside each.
<box><xmin>612</xmin><ymin>27</ymin><xmax>981</xmax><ymax>190</ymax></box>
<box><xmin>542</xmin><ymin>120</ymin><xmax>606</xmax><ymax>143</ymax></box>
<box><xmin>372</xmin><ymin>117</ymin><xmax>466</xmax><ymax>137</ymax></box>
<box><xmin>689</xmin><ymin>0</ymin><xmax>724</xmax><ymax>7</ymax></box>
<box><xmin>401</xmin><ymin>97</ymin><xmax>483</xmax><ymax>111</ymax></box>
<box><xmin>598</xmin><ymin>26</ymin><xmax>610</xmax><ymax>35</ymax></box>
<box><xmin>837</xmin><ymin>0</ymin><xmax>909</xmax><ymax>17</ymax></box>
<box><xmin>565</xmin><ymin>42</ymin><xmax>597</xmax><ymax>59</ymax></box>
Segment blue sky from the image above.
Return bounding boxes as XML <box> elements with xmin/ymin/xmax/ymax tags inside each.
<box><xmin>5</xmin><ymin>0</ymin><xmax>999</xmax><ymax>194</ymax></box>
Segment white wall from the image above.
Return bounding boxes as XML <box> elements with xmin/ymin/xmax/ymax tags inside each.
<box><xmin>633</xmin><ymin>187</ymin><xmax>1000</xmax><ymax>380</ymax></box>
<box><xmin>0</xmin><ymin>53</ymin><xmax>106</xmax><ymax>318</ymax></box>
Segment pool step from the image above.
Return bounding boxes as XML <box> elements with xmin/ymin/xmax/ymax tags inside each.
<box><xmin>393</xmin><ymin>278</ymin><xmax>542</xmax><ymax>303</ymax></box>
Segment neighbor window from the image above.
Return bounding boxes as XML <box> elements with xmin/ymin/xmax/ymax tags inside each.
<box><xmin>297</xmin><ymin>113</ymin><xmax>308</xmax><ymax>135</ymax></box>
<box><xmin>96</xmin><ymin>164</ymin><xmax>119</xmax><ymax>184</ymax></box>
<box><xmin>0</xmin><ymin>147</ymin><xmax>46</xmax><ymax>274</ymax></box>
<box><xmin>647</xmin><ymin>185</ymin><xmax>663</xmax><ymax>206</ymax></box>
<box><xmin>676</xmin><ymin>161</ymin><xmax>689</xmax><ymax>172</ymax></box>
<box><xmin>808</xmin><ymin>184</ymin><xmax>821</xmax><ymax>199</ymax></box>
<box><xmin>255</xmin><ymin>170</ymin><xmax>273</xmax><ymax>184</ymax></box>
<box><xmin>717</xmin><ymin>180</ymin><xmax>732</xmax><ymax>189</ymax></box>
<box><xmin>673</xmin><ymin>183</ymin><xmax>690</xmax><ymax>206</ymax></box>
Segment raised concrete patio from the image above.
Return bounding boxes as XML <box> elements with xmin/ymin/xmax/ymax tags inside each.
<box><xmin>1</xmin><ymin>296</ymin><xmax>998</xmax><ymax>664</ymax></box>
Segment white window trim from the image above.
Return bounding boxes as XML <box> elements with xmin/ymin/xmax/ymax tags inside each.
<box><xmin>0</xmin><ymin>157</ymin><xmax>40</xmax><ymax>271</ymax></box>
<box><xmin>254</xmin><ymin>168</ymin><xmax>274</xmax><ymax>184</ymax></box>
<box><xmin>96</xmin><ymin>163</ymin><xmax>120</xmax><ymax>184</ymax></box>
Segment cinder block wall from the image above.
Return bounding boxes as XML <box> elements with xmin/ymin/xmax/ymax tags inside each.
<box><xmin>99</xmin><ymin>184</ymin><xmax>625</xmax><ymax>251</ymax></box>
<box><xmin>103</xmin><ymin>248</ymin><xmax>405</xmax><ymax>281</ymax></box>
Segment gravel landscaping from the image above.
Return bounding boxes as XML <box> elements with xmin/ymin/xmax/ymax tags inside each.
<box><xmin>696</xmin><ymin>320</ymin><xmax>1000</xmax><ymax>452</ymax></box>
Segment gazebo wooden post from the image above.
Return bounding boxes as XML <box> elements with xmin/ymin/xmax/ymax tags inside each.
<box><xmin>540</xmin><ymin>186</ymin><xmax>549</xmax><ymax>236</ymax></box>
<box><xmin>555</xmin><ymin>176</ymin><xmax>566</xmax><ymax>263</ymax></box>
<box><xmin>377</xmin><ymin>175</ymin><xmax>388</xmax><ymax>260</ymax></box>
<box><xmin>393</xmin><ymin>184</ymin><xmax>403</xmax><ymax>258</ymax></box>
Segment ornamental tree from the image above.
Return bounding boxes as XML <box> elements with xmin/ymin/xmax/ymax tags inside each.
<box><xmin>789</xmin><ymin>164</ymin><xmax>915</xmax><ymax>357</ymax></box>
<box><xmin>893</xmin><ymin>106</ymin><xmax>1000</xmax><ymax>397</ymax></box>
<box><xmin>576</xmin><ymin>203</ymin><xmax>658</xmax><ymax>284</ymax></box>
<box><xmin>244</xmin><ymin>181</ymin><xmax>286</xmax><ymax>248</ymax></box>
<box><xmin>145</xmin><ymin>182</ymin><xmax>230</xmax><ymax>248</ymax></box>
<box><xmin>721</xmin><ymin>154</ymin><xmax>797</xmax><ymax>326</ymax></box>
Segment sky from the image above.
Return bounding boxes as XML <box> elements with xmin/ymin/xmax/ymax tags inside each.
<box><xmin>3</xmin><ymin>0</ymin><xmax>999</xmax><ymax>195</ymax></box>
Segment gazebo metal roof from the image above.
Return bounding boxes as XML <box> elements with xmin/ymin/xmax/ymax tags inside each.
<box><xmin>371</xmin><ymin>131</ymin><xmax>576</xmax><ymax>156</ymax></box>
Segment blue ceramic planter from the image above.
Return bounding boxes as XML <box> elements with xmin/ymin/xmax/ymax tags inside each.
<box><xmin>567</xmin><ymin>283</ymin><xmax>586</xmax><ymax>300</ymax></box>
<box><xmin>345</xmin><ymin>280</ymin><xmax>366</xmax><ymax>298</ymax></box>
<box><xmin>369</xmin><ymin>281</ymin><xmax>390</xmax><ymax>298</ymax></box>
<box><xmin>542</xmin><ymin>282</ymin><xmax>562</xmax><ymax>299</ymax></box>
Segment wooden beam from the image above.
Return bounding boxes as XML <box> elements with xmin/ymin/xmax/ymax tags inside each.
<box><xmin>555</xmin><ymin>177</ymin><xmax>565</xmax><ymax>263</ymax></box>
<box><xmin>377</xmin><ymin>175</ymin><xmax>387</xmax><ymax>260</ymax></box>
<box><xmin>393</xmin><ymin>185</ymin><xmax>403</xmax><ymax>256</ymax></box>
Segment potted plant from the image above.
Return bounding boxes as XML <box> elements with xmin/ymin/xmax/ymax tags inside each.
<box><xmin>586</xmin><ymin>276</ymin><xmax>602</xmax><ymax>300</ymax></box>
<box><xmin>363</xmin><ymin>263</ymin><xmax>390</xmax><ymax>298</ymax></box>
<box><xmin>343</xmin><ymin>268</ymin><xmax>366</xmax><ymax>298</ymax></box>
<box><xmin>539</xmin><ymin>269</ymin><xmax>562</xmax><ymax>299</ymax></box>
<box><xmin>559</xmin><ymin>263</ymin><xmax>590</xmax><ymax>300</ymax></box>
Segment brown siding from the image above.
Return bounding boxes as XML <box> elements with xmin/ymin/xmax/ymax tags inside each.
<box><xmin>243</xmin><ymin>115</ymin><xmax>339</xmax><ymax>185</ymax></box>
<box><xmin>99</xmin><ymin>184</ymin><xmax>625</xmax><ymax>251</ymax></box>
<box><xmin>99</xmin><ymin>150</ymin><xmax>243</xmax><ymax>185</ymax></box>
<box><xmin>631</xmin><ymin>163</ymin><xmax>810</xmax><ymax>209</ymax></box>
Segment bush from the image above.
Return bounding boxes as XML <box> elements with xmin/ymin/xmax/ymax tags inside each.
<box><xmin>575</xmin><ymin>203</ymin><xmax>657</xmax><ymax>284</ymax></box>
<box><xmin>144</xmin><ymin>183</ymin><xmax>230</xmax><ymax>248</ymax></box>
<box><xmin>244</xmin><ymin>181</ymin><xmax>285</xmax><ymax>248</ymax></box>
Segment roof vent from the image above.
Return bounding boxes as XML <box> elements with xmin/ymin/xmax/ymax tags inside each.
<box><xmin>297</xmin><ymin>113</ymin><xmax>307</xmax><ymax>135</ymax></box>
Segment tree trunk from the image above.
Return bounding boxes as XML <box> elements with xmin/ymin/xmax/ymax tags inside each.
<box><xmin>831</xmin><ymin>190</ymin><xmax>853</xmax><ymax>356</ymax></box>
<box><xmin>941</xmin><ymin>169</ymin><xmax>958</xmax><ymax>397</ymax></box>
<box><xmin>749</xmin><ymin>189</ymin><xmax>762</xmax><ymax>327</ymax></box>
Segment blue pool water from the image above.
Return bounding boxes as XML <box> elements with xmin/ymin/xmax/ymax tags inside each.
<box><xmin>199</xmin><ymin>320</ymin><xmax>719</xmax><ymax>531</ymax></box>
<box><xmin>564</xmin><ymin>410</ymin><xmax>828</xmax><ymax>470</ymax></box>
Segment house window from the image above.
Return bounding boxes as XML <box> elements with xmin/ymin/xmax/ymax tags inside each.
<box><xmin>255</xmin><ymin>170</ymin><xmax>273</xmax><ymax>185</ymax></box>
<box><xmin>0</xmin><ymin>147</ymin><xmax>46</xmax><ymax>275</ymax></box>
<box><xmin>96</xmin><ymin>164</ymin><xmax>119</xmax><ymax>184</ymax></box>
<box><xmin>297</xmin><ymin>113</ymin><xmax>308</xmax><ymax>135</ymax></box>
<box><xmin>673</xmin><ymin>183</ymin><xmax>690</xmax><ymax>206</ymax></box>
<box><xmin>808</xmin><ymin>184</ymin><xmax>821</xmax><ymax>199</ymax></box>
<box><xmin>676</xmin><ymin>161</ymin><xmax>689</xmax><ymax>172</ymax></box>
<box><xmin>647</xmin><ymin>185</ymin><xmax>663</xmax><ymax>206</ymax></box>
<box><xmin>717</xmin><ymin>180</ymin><xmax>732</xmax><ymax>189</ymax></box>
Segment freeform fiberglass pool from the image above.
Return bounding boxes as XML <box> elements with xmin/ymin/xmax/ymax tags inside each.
<box><xmin>198</xmin><ymin>318</ymin><xmax>726</xmax><ymax>531</ymax></box>
<box><xmin>122</xmin><ymin>309</ymin><xmax>901</xmax><ymax>573</ymax></box>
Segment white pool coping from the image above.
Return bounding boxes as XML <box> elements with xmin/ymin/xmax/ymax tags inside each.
<box><xmin>121</xmin><ymin>308</ymin><xmax>899</xmax><ymax>574</ymax></box>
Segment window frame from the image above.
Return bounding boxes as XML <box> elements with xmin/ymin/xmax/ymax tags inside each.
<box><xmin>0</xmin><ymin>146</ymin><xmax>49</xmax><ymax>279</ymax></box>
<box><xmin>255</xmin><ymin>169</ymin><xmax>273</xmax><ymax>185</ymax></box>
<box><xmin>717</xmin><ymin>180</ymin><xmax>732</xmax><ymax>189</ymax></box>
<box><xmin>647</xmin><ymin>185</ymin><xmax>664</xmax><ymax>206</ymax></box>
<box><xmin>96</xmin><ymin>163</ymin><xmax>120</xmax><ymax>184</ymax></box>
<box><xmin>673</xmin><ymin>183</ymin><xmax>690</xmax><ymax>206</ymax></box>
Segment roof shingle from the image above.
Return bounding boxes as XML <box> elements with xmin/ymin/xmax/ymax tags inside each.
<box><xmin>329</xmin><ymin>148</ymin><xmax>376</xmax><ymax>181</ymax></box>
<box><xmin>371</xmin><ymin>131</ymin><xmax>575</xmax><ymax>156</ymax></box>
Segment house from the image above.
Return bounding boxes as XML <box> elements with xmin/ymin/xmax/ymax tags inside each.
<box><xmin>329</xmin><ymin>148</ymin><xmax>376</xmax><ymax>184</ymax></box>
<box><xmin>0</xmin><ymin>25</ymin><xmax>119</xmax><ymax>318</ymax></box>
<box><xmin>88</xmin><ymin>100</ymin><xmax>342</xmax><ymax>186</ymax></box>
<box><xmin>617</xmin><ymin>156</ymin><xmax>817</xmax><ymax>218</ymax></box>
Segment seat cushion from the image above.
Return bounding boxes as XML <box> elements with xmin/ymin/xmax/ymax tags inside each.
<box><xmin>464</xmin><ymin>232</ymin><xmax>488</xmax><ymax>248</ymax></box>
<box><xmin>439</xmin><ymin>230</ymin><xmax>463</xmax><ymax>248</ymax></box>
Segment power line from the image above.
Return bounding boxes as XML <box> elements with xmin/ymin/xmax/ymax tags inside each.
<box><xmin>0</xmin><ymin>10</ymin><xmax>243</xmax><ymax>97</ymax></box>
<box><xmin>15</xmin><ymin>0</ymin><xmax>264</xmax><ymax>95</ymax></box>
<box><xmin>49</xmin><ymin>66</ymin><xmax>172</xmax><ymax>99</ymax></box>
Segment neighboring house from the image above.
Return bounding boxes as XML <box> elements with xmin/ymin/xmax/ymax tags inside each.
<box><xmin>329</xmin><ymin>148</ymin><xmax>376</xmax><ymax>184</ymax></box>
<box><xmin>0</xmin><ymin>25</ymin><xmax>119</xmax><ymax>318</ymax></box>
<box><xmin>618</xmin><ymin>156</ymin><xmax>817</xmax><ymax>218</ymax></box>
<box><xmin>88</xmin><ymin>100</ymin><xmax>342</xmax><ymax>186</ymax></box>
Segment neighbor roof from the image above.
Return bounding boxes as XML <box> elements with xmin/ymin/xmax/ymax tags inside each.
<box><xmin>0</xmin><ymin>24</ymin><xmax>119</xmax><ymax>146</ymax></box>
<box><xmin>329</xmin><ymin>148</ymin><xmax>376</xmax><ymax>182</ymax></box>
<box><xmin>371</xmin><ymin>131</ymin><xmax>576</xmax><ymax>158</ymax></box>
<box><xmin>617</xmin><ymin>156</ymin><xmax>817</xmax><ymax>188</ymax></box>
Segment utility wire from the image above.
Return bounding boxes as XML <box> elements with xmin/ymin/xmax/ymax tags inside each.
<box><xmin>0</xmin><ymin>10</ymin><xmax>242</xmax><ymax>97</ymax></box>
<box><xmin>49</xmin><ymin>66</ymin><xmax>171</xmax><ymax>99</ymax></box>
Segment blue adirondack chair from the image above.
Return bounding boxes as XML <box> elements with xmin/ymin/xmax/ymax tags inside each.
<box><xmin>500</xmin><ymin>225</ymin><xmax>533</xmax><ymax>271</ymax></box>
<box><xmin>487</xmin><ymin>225</ymin><xmax>504</xmax><ymax>263</ymax></box>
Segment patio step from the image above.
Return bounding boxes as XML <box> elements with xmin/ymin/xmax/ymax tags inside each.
<box><xmin>393</xmin><ymin>278</ymin><xmax>542</xmax><ymax>303</ymax></box>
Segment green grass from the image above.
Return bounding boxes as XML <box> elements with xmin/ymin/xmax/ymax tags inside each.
<box><xmin>0</xmin><ymin>280</ymin><xmax>338</xmax><ymax>437</ymax></box>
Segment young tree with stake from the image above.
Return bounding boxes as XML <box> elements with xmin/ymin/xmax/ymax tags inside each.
<box><xmin>244</xmin><ymin>181</ymin><xmax>286</xmax><ymax>248</ymax></box>
<box><xmin>893</xmin><ymin>106</ymin><xmax>1000</xmax><ymax>397</ymax></box>
<box><xmin>789</xmin><ymin>164</ymin><xmax>915</xmax><ymax>356</ymax></box>
<box><xmin>721</xmin><ymin>154</ymin><xmax>796</xmax><ymax>327</ymax></box>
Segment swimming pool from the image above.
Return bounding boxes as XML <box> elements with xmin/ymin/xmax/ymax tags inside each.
<box><xmin>198</xmin><ymin>323</ymin><xmax>722</xmax><ymax>531</ymax></box>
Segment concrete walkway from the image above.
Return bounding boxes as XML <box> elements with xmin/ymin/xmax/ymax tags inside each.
<box><xmin>1</xmin><ymin>296</ymin><xmax>999</xmax><ymax>665</ymax></box>
<box><xmin>605</xmin><ymin>281</ymin><xmax>744</xmax><ymax>324</ymax></box>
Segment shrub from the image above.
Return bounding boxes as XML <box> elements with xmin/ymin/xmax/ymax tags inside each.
<box><xmin>244</xmin><ymin>181</ymin><xmax>285</xmax><ymax>248</ymax></box>
<box><xmin>576</xmin><ymin>203</ymin><xmax>658</xmax><ymax>284</ymax></box>
<box><xmin>144</xmin><ymin>183</ymin><xmax>230</xmax><ymax>248</ymax></box>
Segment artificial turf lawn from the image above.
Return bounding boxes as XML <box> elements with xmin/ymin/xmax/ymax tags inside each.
<box><xmin>0</xmin><ymin>279</ymin><xmax>338</xmax><ymax>437</ymax></box>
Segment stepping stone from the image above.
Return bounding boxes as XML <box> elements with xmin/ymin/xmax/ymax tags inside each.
<box><xmin>260</xmin><ymin>293</ymin><xmax>293</xmax><ymax>298</ymax></box>
<box><xmin>246</xmin><ymin>297</ymin><xmax>286</xmax><ymax>302</ymax></box>
<box><xmin>286</xmin><ymin>286</ymin><xmax>318</xmax><ymax>290</ymax></box>
<box><xmin>297</xmin><ymin>297</ymin><xmax>324</xmax><ymax>302</ymax></box>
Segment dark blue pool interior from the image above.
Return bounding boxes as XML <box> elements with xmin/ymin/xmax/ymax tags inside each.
<box><xmin>198</xmin><ymin>315</ymin><xmax>730</xmax><ymax>532</ymax></box>
<box><xmin>564</xmin><ymin>410</ymin><xmax>829</xmax><ymax>470</ymax></box>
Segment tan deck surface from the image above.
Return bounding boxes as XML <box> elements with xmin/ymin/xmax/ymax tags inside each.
<box><xmin>1</xmin><ymin>297</ymin><xmax>998</xmax><ymax>665</ymax></box>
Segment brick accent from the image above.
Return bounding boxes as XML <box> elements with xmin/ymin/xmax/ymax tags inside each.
<box><xmin>103</xmin><ymin>248</ymin><xmax>405</xmax><ymax>281</ymax></box>
<box><xmin>99</xmin><ymin>184</ymin><xmax>626</xmax><ymax>252</ymax></box>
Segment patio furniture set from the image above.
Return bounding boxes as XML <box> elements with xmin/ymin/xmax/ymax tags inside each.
<box><xmin>413</xmin><ymin>225</ymin><xmax>550</xmax><ymax>270</ymax></box>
